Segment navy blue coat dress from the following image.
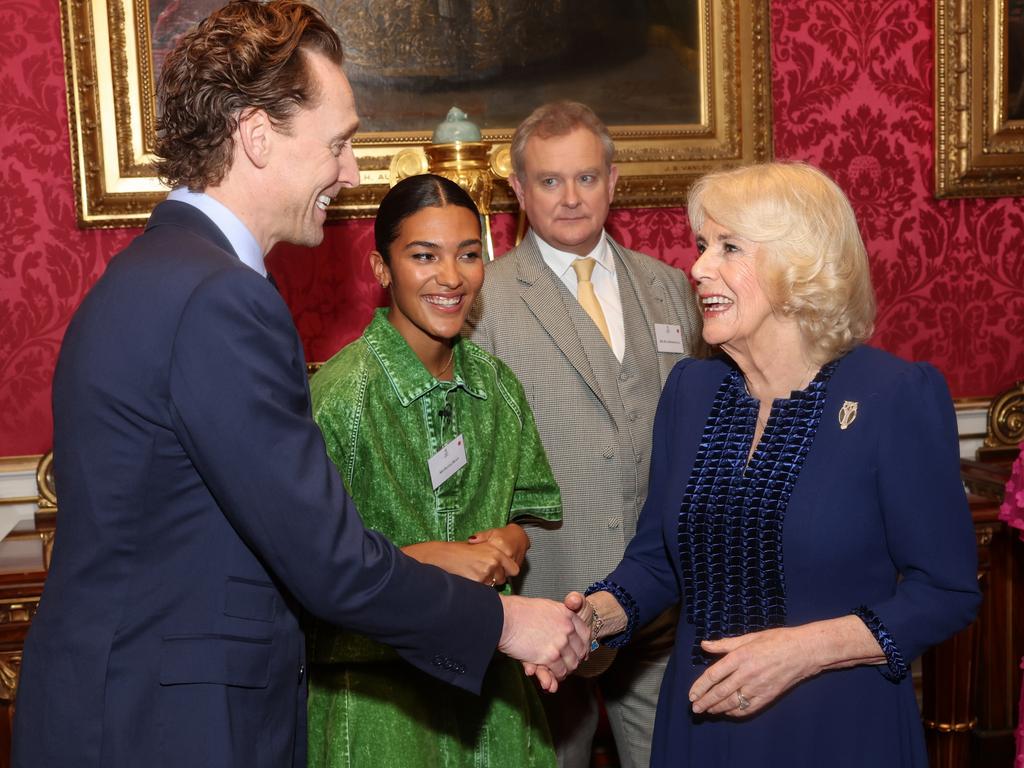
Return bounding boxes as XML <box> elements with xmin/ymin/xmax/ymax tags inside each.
<box><xmin>12</xmin><ymin>202</ymin><xmax>503</xmax><ymax>768</ymax></box>
<box><xmin>598</xmin><ymin>347</ymin><xmax>980</xmax><ymax>767</ymax></box>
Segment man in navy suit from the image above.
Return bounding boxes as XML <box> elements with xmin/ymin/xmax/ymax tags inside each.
<box><xmin>12</xmin><ymin>3</ymin><xmax>587</xmax><ymax>766</ymax></box>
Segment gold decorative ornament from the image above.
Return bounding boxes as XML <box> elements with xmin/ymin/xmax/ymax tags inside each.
<box><xmin>838</xmin><ymin>401</ymin><xmax>858</xmax><ymax>430</ymax></box>
<box><xmin>0</xmin><ymin>655</ymin><xmax>22</xmax><ymax>703</ymax></box>
<box><xmin>391</xmin><ymin>109</ymin><xmax>508</xmax><ymax>260</ymax></box>
<box><xmin>979</xmin><ymin>379</ymin><xmax>1024</xmax><ymax>459</ymax></box>
<box><xmin>922</xmin><ymin>717</ymin><xmax>979</xmax><ymax>733</ymax></box>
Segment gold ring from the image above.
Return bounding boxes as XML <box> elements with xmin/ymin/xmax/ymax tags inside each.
<box><xmin>736</xmin><ymin>691</ymin><xmax>751</xmax><ymax>710</ymax></box>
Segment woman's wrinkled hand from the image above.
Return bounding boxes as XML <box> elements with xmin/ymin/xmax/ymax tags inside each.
<box><xmin>688</xmin><ymin>627</ymin><xmax>820</xmax><ymax>717</ymax></box>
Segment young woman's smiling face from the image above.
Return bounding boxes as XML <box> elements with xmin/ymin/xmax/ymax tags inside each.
<box><xmin>371</xmin><ymin>204</ymin><xmax>484</xmax><ymax>350</ymax></box>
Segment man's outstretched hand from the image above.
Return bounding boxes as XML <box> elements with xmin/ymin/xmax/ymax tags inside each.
<box><xmin>498</xmin><ymin>595</ymin><xmax>590</xmax><ymax>691</ymax></box>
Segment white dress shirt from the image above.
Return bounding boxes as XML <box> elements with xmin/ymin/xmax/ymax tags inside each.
<box><xmin>535</xmin><ymin>230</ymin><xmax>625</xmax><ymax>362</ymax></box>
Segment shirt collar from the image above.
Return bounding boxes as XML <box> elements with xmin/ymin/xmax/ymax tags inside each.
<box><xmin>166</xmin><ymin>188</ymin><xmax>266</xmax><ymax>276</ymax></box>
<box><xmin>533</xmin><ymin>230</ymin><xmax>613</xmax><ymax>280</ymax></box>
<box><xmin>362</xmin><ymin>308</ymin><xmax>488</xmax><ymax>406</ymax></box>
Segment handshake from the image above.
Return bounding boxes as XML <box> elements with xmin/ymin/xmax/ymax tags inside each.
<box><xmin>496</xmin><ymin>590</ymin><xmax>608</xmax><ymax>692</ymax></box>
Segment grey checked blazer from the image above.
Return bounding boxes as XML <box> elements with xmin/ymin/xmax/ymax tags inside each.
<box><xmin>467</xmin><ymin>232</ymin><xmax>701</xmax><ymax>601</ymax></box>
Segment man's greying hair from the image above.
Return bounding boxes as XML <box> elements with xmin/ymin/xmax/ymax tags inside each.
<box><xmin>510</xmin><ymin>101</ymin><xmax>615</xmax><ymax>177</ymax></box>
<box><xmin>154</xmin><ymin>0</ymin><xmax>343</xmax><ymax>190</ymax></box>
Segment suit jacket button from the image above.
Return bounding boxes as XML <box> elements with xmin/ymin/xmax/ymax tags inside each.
<box><xmin>607</xmin><ymin>517</ymin><xmax>621</xmax><ymax>530</ymax></box>
<box><xmin>298</xmin><ymin>664</ymin><xmax>305</xmax><ymax>682</ymax></box>
<box><xmin>602</xmin><ymin>446</ymin><xmax>615</xmax><ymax>459</ymax></box>
<box><xmin>627</xmin><ymin>411</ymin><xmax>638</xmax><ymax>423</ymax></box>
<box><xmin>619</xmin><ymin>371</ymin><xmax>630</xmax><ymax>382</ymax></box>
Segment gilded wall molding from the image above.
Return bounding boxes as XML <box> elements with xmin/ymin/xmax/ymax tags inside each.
<box><xmin>60</xmin><ymin>0</ymin><xmax>773</xmax><ymax>227</ymax></box>
<box><xmin>935</xmin><ymin>0</ymin><xmax>1024</xmax><ymax>197</ymax></box>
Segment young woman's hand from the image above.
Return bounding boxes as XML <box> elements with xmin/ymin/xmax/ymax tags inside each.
<box><xmin>468</xmin><ymin>523</ymin><xmax>530</xmax><ymax>567</ymax></box>
<box><xmin>402</xmin><ymin>540</ymin><xmax>518</xmax><ymax>586</ymax></box>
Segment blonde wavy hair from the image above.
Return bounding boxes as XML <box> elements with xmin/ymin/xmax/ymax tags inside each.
<box><xmin>686</xmin><ymin>162</ymin><xmax>875</xmax><ymax>363</ymax></box>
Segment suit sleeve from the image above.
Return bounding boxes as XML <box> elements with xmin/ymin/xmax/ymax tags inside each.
<box><xmin>858</xmin><ymin>363</ymin><xmax>980</xmax><ymax>677</ymax></box>
<box><xmin>465</xmin><ymin>282</ymin><xmax>497</xmax><ymax>355</ymax></box>
<box><xmin>596</xmin><ymin>359</ymin><xmax>694</xmax><ymax>643</ymax></box>
<box><xmin>167</xmin><ymin>270</ymin><xmax>501</xmax><ymax>692</ymax></box>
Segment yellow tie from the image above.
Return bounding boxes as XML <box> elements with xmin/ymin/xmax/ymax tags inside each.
<box><xmin>571</xmin><ymin>257</ymin><xmax>611</xmax><ymax>347</ymax></box>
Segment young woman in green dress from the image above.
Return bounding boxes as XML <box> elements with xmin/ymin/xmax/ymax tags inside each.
<box><xmin>307</xmin><ymin>174</ymin><xmax>560</xmax><ymax>768</ymax></box>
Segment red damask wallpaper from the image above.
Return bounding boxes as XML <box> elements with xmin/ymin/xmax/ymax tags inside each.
<box><xmin>2</xmin><ymin>0</ymin><xmax>1023</xmax><ymax>456</ymax></box>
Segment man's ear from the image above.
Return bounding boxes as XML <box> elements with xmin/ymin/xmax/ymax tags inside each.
<box><xmin>237</xmin><ymin>108</ymin><xmax>271</xmax><ymax>169</ymax></box>
<box><xmin>509</xmin><ymin>172</ymin><xmax>526</xmax><ymax>207</ymax></box>
<box><xmin>607</xmin><ymin>163</ymin><xmax>619</xmax><ymax>204</ymax></box>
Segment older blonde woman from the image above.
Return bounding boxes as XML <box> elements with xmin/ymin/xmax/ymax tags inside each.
<box><xmin>572</xmin><ymin>162</ymin><xmax>980</xmax><ymax>766</ymax></box>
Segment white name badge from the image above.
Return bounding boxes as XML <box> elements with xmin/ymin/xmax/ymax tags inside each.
<box><xmin>655</xmin><ymin>323</ymin><xmax>685</xmax><ymax>353</ymax></box>
<box><xmin>428</xmin><ymin>434</ymin><xmax>468</xmax><ymax>490</ymax></box>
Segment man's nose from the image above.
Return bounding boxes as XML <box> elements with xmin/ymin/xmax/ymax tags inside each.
<box><xmin>562</xmin><ymin>180</ymin><xmax>580</xmax><ymax>207</ymax></box>
<box><xmin>338</xmin><ymin>150</ymin><xmax>359</xmax><ymax>189</ymax></box>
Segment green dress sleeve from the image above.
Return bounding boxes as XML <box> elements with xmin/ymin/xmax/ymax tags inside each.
<box><xmin>499</xmin><ymin>364</ymin><xmax>562</xmax><ymax>523</ymax></box>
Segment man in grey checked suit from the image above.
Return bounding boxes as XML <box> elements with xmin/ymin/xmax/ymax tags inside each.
<box><xmin>467</xmin><ymin>101</ymin><xmax>701</xmax><ymax>768</ymax></box>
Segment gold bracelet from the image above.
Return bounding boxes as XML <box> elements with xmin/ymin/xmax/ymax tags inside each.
<box><xmin>585</xmin><ymin>597</ymin><xmax>603</xmax><ymax>651</ymax></box>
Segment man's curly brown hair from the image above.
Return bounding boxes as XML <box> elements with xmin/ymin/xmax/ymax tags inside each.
<box><xmin>154</xmin><ymin>0</ymin><xmax>343</xmax><ymax>190</ymax></box>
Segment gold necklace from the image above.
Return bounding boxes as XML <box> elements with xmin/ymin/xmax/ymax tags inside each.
<box><xmin>435</xmin><ymin>348</ymin><xmax>455</xmax><ymax>378</ymax></box>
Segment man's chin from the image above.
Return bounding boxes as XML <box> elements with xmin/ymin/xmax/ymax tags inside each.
<box><xmin>292</xmin><ymin>227</ymin><xmax>326</xmax><ymax>249</ymax></box>
<box><xmin>552</xmin><ymin>231</ymin><xmax>601</xmax><ymax>252</ymax></box>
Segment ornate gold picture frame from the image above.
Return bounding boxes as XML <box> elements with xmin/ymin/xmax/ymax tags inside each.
<box><xmin>60</xmin><ymin>0</ymin><xmax>772</xmax><ymax>228</ymax></box>
<box><xmin>935</xmin><ymin>0</ymin><xmax>1024</xmax><ymax>197</ymax></box>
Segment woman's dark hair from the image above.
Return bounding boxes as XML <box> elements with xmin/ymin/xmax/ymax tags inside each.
<box><xmin>154</xmin><ymin>0</ymin><xmax>343</xmax><ymax>190</ymax></box>
<box><xmin>374</xmin><ymin>174</ymin><xmax>481</xmax><ymax>262</ymax></box>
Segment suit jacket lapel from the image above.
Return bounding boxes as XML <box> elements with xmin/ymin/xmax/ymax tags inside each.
<box><xmin>611</xmin><ymin>238</ymin><xmax>677</xmax><ymax>383</ymax></box>
<box><xmin>515</xmin><ymin>234</ymin><xmax>606</xmax><ymax>405</ymax></box>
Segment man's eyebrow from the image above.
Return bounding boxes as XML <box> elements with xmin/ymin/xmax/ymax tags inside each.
<box><xmin>332</xmin><ymin>121</ymin><xmax>360</xmax><ymax>143</ymax></box>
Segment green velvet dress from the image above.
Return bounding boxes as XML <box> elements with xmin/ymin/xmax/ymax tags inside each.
<box><xmin>307</xmin><ymin>309</ymin><xmax>561</xmax><ymax>768</ymax></box>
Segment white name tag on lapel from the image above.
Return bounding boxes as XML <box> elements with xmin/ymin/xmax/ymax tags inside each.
<box><xmin>654</xmin><ymin>323</ymin><xmax>685</xmax><ymax>353</ymax></box>
<box><xmin>428</xmin><ymin>434</ymin><xmax>468</xmax><ymax>489</ymax></box>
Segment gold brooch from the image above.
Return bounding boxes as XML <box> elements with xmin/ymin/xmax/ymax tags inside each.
<box><xmin>839</xmin><ymin>400</ymin><xmax>858</xmax><ymax>430</ymax></box>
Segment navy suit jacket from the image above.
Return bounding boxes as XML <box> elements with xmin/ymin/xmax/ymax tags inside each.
<box><xmin>12</xmin><ymin>202</ymin><xmax>503</xmax><ymax>768</ymax></box>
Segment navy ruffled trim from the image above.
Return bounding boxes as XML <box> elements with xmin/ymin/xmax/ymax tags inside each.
<box><xmin>585</xmin><ymin>579</ymin><xmax>638</xmax><ymax>648</ymax></box>
<box><xmin>678</xmin><ymin>360</ymin><xmax>837</xmax><ymax>665</ymax></box>
<box><xmin>852</xmin><ymin>605</ymin><xmax>908</xmax><ymax>682</ymax></box>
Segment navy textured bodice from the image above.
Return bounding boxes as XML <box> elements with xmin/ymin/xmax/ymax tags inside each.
<box><xmin>678</xmin><ymin>360</ymin><xmax>837</xmax><ymax>663</ymax></box>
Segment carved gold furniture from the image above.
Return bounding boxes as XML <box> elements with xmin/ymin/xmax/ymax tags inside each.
<box><xmin>0</xmin><ymin>453</ymin><xmax>55</xmax><ymax>764</ymax></box>
<box><xmin>926</xmin><ymin>380</ymin><xmax>1024</xmax><ymax>768</ymax></box>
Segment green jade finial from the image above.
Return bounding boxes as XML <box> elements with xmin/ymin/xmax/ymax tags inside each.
<box><xmin>431</xmin><ymin>107</ymin><xmax>482</xmax><ymax>144</ymax></box>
